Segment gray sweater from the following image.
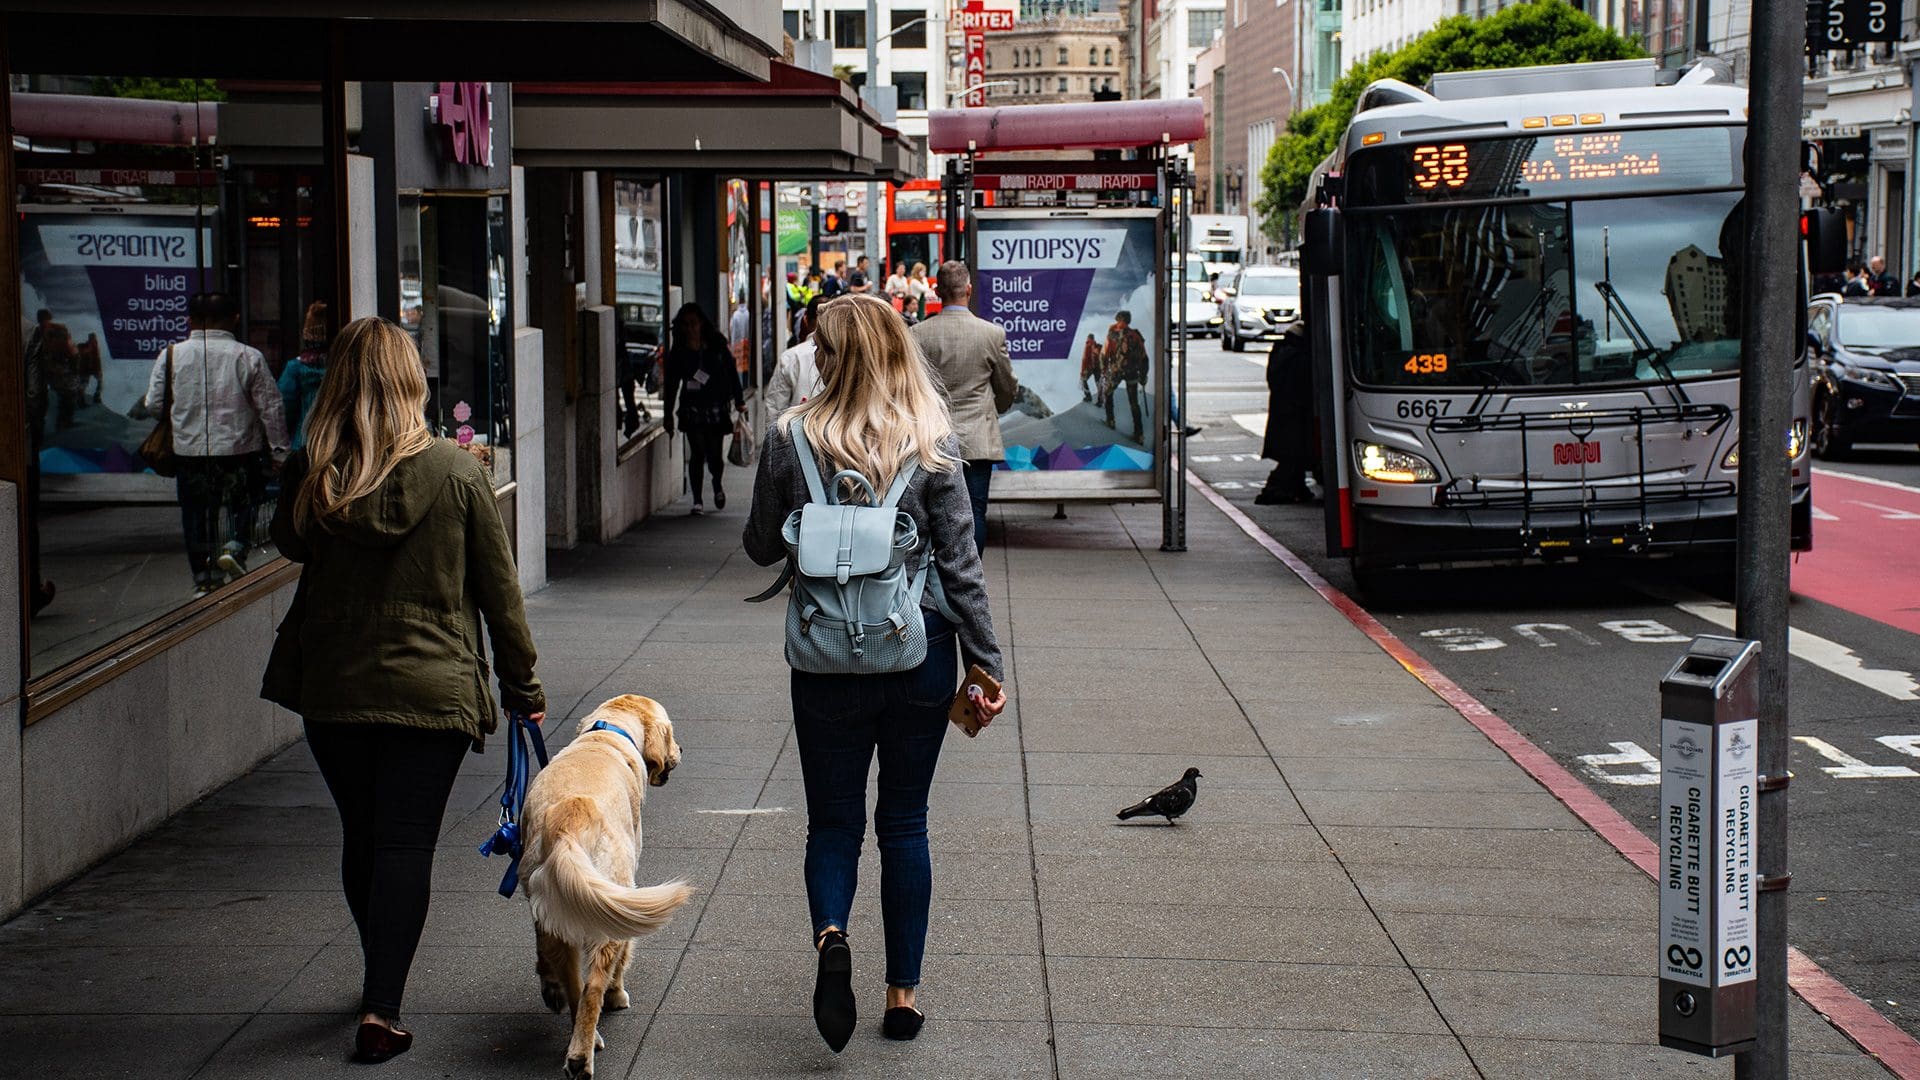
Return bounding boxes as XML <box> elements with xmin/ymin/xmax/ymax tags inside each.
<box><xmin>744</xmin><ymin>425</ymin><xmax>1004</xmax><ymax>681</ymax></box>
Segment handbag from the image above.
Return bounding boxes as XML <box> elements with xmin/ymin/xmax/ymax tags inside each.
<box><xmin>727</xmin><ymin>412</ymin><xmax>754</xmax><ymax>467</ymax></box>
<box><xmin>138</xmin><ymin>345</ymin><xmax>178</xmax><ymax>477</ymax></box>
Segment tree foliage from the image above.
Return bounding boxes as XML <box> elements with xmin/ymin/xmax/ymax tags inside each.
<box><xmin>1254</xmin><ymin>0</ymin><xmax>1643</xmax><ymax>242</ymax></box>
<box><xmin>93</xmin><ymin>77</ymin><xmax>226</xmax><ymax>103</ymax></box>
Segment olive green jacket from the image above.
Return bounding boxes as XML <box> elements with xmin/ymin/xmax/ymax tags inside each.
<box><xmin>261</xmin><ymin>440</ymin><xmax>543</xmax><ymax>742</ymax></box>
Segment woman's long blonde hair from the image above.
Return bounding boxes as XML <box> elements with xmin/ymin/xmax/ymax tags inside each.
<box><xmin>790</xmin><ymin>293</ymin><xmax>955</xmax><ymax>499</ymax></box>
<box><xmin>294</xmin><ymin>317</ymin><xmax>437</xmax><ymax>534</ymax></box>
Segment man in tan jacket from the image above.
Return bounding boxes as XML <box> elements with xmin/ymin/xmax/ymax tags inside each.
<box><xmin>911</xmin><ymin>261</ymin><xmax>1017</xmax><ymax>552</ymax></box>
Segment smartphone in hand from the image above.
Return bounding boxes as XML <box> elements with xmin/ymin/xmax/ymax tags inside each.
<box><xmin>948</xmin><ymin>663</ymin><xmax>1003</xmax><ymax>738</ymax></box>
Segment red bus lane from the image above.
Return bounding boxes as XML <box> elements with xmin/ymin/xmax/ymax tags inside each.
<box><xmin>1794</xmin><ymin>469</ymin><xmax>1920</xmax><ymax>636</ymax></box>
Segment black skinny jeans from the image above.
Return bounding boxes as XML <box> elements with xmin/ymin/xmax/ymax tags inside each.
<box><xmin>684</xmin><ymin>420</ymin><xmax>728</xmax><ymax>502</ymax></box>
<box><xmin>305</xmin><ymin>720</ymin><xmax>470</xmax><ymax>1021</ymax></box>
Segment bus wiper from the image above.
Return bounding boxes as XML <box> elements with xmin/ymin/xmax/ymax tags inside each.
<box><xmin>1593</xmin><ymin>279</ymin><xmax>1690</xmax><ymax>407</ymax></box>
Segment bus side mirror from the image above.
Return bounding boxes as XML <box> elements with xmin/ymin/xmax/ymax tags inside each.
<box><xmin>1303</xmin><ymin>209</ymin><xmax>1343</xmax><ymax>277</ymax></box>
<box><xmin>1802</xmin><ymin>209</ymin><xmax>1845</xmax><ymax>277</ymax></box>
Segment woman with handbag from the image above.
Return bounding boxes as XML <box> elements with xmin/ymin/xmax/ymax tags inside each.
<box><xmin>262</xmin><ymin>317</ymin><xmax>543</xmax><ymax>1065</ymax></box>
<box><xmin>742</xmin><ymin>293</ymin><xmax>1008</xmax><ymax>1051</ymax></box>
<box><xmin>663</xmin><ymin>302</ymin><xmax>746</xmax><ymax>514</ymax></box>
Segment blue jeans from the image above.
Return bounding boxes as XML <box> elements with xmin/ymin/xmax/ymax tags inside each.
<box><xmin>962</xmin><ymin>461</ymin><xmax>993</xmax><ymax>554</ymax></box>
<box><xmin>790</xmin><ymin>610</ymin><xmax>957</xmax><ymax>988</ymax></box>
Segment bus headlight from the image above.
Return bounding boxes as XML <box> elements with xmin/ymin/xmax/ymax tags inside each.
<box><xmin>1356</xmin><ymin>442</ymin><xmax>1439</xmax><ymax>483</ymax></box>
<box><xmin>1721</xmin><ymin>420</ymin><xmax>1808</xmax><ymax>468</ymax></box>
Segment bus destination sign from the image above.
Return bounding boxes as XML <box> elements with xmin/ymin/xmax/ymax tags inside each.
<box><xmin>1351</xmin><ymin>127</ymin><xmax>1737</xmax><ymax>205</ymax></box>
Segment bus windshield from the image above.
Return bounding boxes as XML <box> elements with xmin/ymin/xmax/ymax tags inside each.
<box><xmin>1347</xmin><ymin>190</ymin><xmax>1745</xmax><ymax>389</ymax></box>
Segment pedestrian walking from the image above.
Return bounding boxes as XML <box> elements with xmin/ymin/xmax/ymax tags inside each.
<box><xmin>847</xmin><ymin>254</ymin><xmax>874</xmax><ymax>295</ymax></box>
<box><xmin>146</xmin><ymin>292</ymin><xmax>290</xmax><ymax>595</ymax></box>
<box><xmin>1907</xmin><ymin>270</ymin><xmax>1920</xmax><ymax>297</ymax></box>
<box><xmin>263</xmin><ymin>316</ymin><xmax>543</xmax><ymax>1066</ymax></box>
<box><xmin>907</xmin><ymin>262</ymin><xmax>933</xmax><ymax>320</ymax></box>
<box><xmin>1842</xmin><ymin>264</ymin><xmax>1872</xmax><ymax>297</ymax></box>
<box><xmin>742</xmin><ymin>292</ymin><xmax>1008</xmax><ymax>1052</ymax></box>
<box><xmin>911</xmin><ymin>262</ymin><xmax>1017</xmax><ymax>552</ymax></box>
<box><xmin>664</xmin><ymin>302</ymin><xmax>746</xmax><ymax>514</ymax></box>
<box><xmin>766</xmin><ymin>295</ymin><xmax>826</xmax><ymax>419</ymax></box>
<box><xmin>1100</xmin><ymin>310</ymin><xmax>1149</xmax><ymax>441</ymax></box>
<box><xmin>1256</xmin><ymin>319</ymin><xmax>1317</xmax><ymax>504</ymax></box>
<box><xmin>278</xmin><ymin>301</ymin><xmax>331</xmax><ymax>451</ymax></box>
<box><xmin>1869</xmin><ymin>254</ymin><xmax>1899</xmax><ymax>296</ymax></box>
<box><xmin>819</xmin><ymin>265</ymin><xmax>845</xmax><ymax>299</ymax></box>
<box><xmin>884</xmin><ymin>263</ymin><xmax>912</xmax><ymax>316</ymax></box>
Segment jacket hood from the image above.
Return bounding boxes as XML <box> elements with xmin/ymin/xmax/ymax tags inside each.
<box><xmin>329</xmin><ymin>440</ymin><xmax>466</xmax><ymax>548</ymax></box>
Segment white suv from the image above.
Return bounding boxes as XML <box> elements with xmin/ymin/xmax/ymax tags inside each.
<box><xmin>1219</xmin><ymin>266</ymin><xmax>1301</xmax><ymax>352</ymax></box>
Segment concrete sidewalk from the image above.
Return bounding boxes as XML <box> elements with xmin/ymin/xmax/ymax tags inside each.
<box><xmin>0</xmin><ymin>494</ymin><xmax>1893</xmax><ymax>1078</ymax></box>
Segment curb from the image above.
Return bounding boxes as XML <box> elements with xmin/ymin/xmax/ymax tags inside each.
<box><xmin>1186</xmin><ymin>472</ymin><xmax>1920</xmax><ymax>1080</ymax></box>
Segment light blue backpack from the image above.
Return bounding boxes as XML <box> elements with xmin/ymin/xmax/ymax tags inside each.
<box><xmin>748</xmin><ymin>419</ymin><xmax>931</xmax><ymax>674</ymax></box>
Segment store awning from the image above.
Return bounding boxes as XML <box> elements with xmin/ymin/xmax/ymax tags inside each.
<box><xmin>515</xmin><ymin>63</ymin><xmax>922</xmax><ymax>183</ymax></box>
<box><xmin>0</xmin><ymin>2</ymin><xmax>780</xmax><ymax>83</ymax></box>
<box><xmin>928</xmin><ymin>99</ymin><xmax>1207</xmax><ymax>154</ymax></box>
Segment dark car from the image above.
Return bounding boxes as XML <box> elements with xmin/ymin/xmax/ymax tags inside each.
<box><xmin>1807</xmin><ymin>295</ymin><xmax>1920</xmax><ymax>457</ymax></box>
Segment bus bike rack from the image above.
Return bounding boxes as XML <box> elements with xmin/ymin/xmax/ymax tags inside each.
<box><xmin>1427</xmin><ymin>402</ymin><xmax>1734</xmax><ymax>556</ymax></box>
<box><xmin>939</xmin><ymin>146</ymin><xmax>1193</xmax><ymax>553</ymax></box>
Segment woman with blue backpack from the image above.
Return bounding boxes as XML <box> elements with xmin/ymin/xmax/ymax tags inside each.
<box><xmin>743</xmin><ymin>293</ymin><xmax>1008</xmax><ymax>1052</ymax></box>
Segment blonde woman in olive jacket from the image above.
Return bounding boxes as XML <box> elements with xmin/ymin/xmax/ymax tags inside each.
<box><xmin>262</xmin><ymin>317</ymin><xmax>542</xmax><ymax>1065</ymax></box>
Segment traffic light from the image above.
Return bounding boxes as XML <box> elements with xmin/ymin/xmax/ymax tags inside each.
<box><xmin>1801</xmin><ymin>208</ymin><xmax>1845</xmax><ymax>277</ymax></box>
<box><xmin>821</xmin><ymin>209</ymin><xmax>849</xmax><ymax>234</ymax></box>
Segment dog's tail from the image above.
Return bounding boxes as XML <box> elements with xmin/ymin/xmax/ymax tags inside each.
<box><xmin>527</xmin><ymin>838</ymin><xmax>694</xmax><ymax>945</ymax></box>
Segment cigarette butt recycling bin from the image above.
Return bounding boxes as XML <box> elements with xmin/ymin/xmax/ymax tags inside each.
<box><xmin>1657</xmin><ymin>634</ymin><xmax>1760</xmax><ymax>1057</ymax></box>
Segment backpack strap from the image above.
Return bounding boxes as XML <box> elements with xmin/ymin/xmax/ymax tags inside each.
<box><xmin>881</xmin><ymin>458</ymin><xmax>920</xmax><ymax>508</ymax></box>
<box><xmin>744</xmin><ymin>562</ymin><xmax>792</xmax><ymax>603</ymax></box>
<box><xmin>789</xmin><ymin>418</ymin><xmax>829</xmax><ymax>505</ymax></box>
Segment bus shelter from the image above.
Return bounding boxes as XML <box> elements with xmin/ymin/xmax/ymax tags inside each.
<box><xmin>927</xmin><ymin>99</ymin><xmax>1205</xmax><ymax>550</ymax></box>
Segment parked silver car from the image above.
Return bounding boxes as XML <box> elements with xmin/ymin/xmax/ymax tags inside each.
<box><xmin>1219</xmin><ymin>266</ymin><xmax>1301</xmax><ymax>352</ymax></box>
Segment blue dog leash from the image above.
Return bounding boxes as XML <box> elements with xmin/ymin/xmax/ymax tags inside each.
<box><xmin>478</xmin><ymin>710</ymin><xmax>550</xmax><ymax>898</ymax></box>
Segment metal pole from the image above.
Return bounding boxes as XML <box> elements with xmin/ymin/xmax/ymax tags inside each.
<box><xmin>1733</xmin><ymin>3</ymin><xmax>1799</xmax><ymax>1077</ymax></box>
<box><xmin>866</xmin><ymin>0</ymin><xmax>881</xmax><ymax>272</ymax></box>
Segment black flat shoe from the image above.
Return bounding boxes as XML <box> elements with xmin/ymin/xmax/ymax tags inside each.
<box><xmin>882</xmin><ymin>1006</ymin><xmax>925</xmax><ymax>1041</ymax></box>
<box><xmin>813</xmin><ymin>929</ymin><xmax>856</xmax><ymax>1053</ymax></box>
<box><xmin>353</xmin><ymin>1021</ymin><xmax>413</xmax><ymax>1064</ymax></box>
<box><xmin>714</xmin><ymin>486</ymin><xmax>726</xmax><ymax>510</ymax></box>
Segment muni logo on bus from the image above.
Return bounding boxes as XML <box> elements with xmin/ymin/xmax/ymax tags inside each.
<box><xmin>1553</xmin><ymin>440</ymin><xmax>1603</xmax><ymax>466</ymax></box>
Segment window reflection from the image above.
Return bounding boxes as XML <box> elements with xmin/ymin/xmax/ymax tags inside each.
<box><xmin>614</xmin><ymin>177</ymin><xmax>667</xmax><ymax>441</ymax></box>
<box><xmin>15</xmin><ymin>74</ymin><xmax>326</xmax><ymax>677</ymax></box>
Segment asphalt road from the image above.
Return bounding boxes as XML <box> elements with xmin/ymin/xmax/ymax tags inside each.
<box><xmin>1178</xmin><ymin>331</ymin><xmax>1920</xmax><ymax>1041</ymax></box>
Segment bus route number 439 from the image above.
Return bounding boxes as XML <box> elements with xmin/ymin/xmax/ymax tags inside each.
<box><xmin>1396</xmin><ymin>398</ymin><xmax>1452</xmax><ymax>419</ymax></box>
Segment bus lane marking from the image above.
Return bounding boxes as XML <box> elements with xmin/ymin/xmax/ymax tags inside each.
<box><xmin>1814</xmin><ymin>467</ymin><xmax>1920</xmax><ymax>497</ymax></box>
<box><xmin>1513</xmin><ymin>622</ymin><xmax>1602</xmax><ymax>647</ymax></box>
<box><xmin>1577</xmin><ymin>741</ymin><xmax>1662</xmax><ymax>785</ymax></box>
<box><xmin>1848</xmin><ymin>499</ymin><xmax>1920</xmax><ymax>521</ymax></box>
<box><xmin>1792</xmin><ymin>737</ymin><xmax>1920</xmax><ymax>780</ymax></box>
<box><xmin>1674</xmin><ymin>600</ymin><xmax>1920</xmax><ymax>702</ymax></box>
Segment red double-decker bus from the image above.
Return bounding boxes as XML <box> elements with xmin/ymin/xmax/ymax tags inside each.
<box><xmin>884</xmin><ymin>178</ymin><xmax>950</xmax><ymax>276</ymax></box>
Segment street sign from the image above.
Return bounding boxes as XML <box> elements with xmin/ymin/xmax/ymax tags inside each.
<box><xmin>1801</xmin><ymin>121</ymin><xmax>1859</xmax><ymax>140</ymax></box>
<box><xmin>1806</xmin><ymin>0</ymin><xmax>1905</xmax><ymax>49</ymax></box>
<box><xmin>1657</xmin><ymin>637</ymin><xmax>1760</xmax><ymax>1059</ymax></box>
<box><xmin>974</xmin><ymin>172</ymin><xmax>1161</xmax><ymax>191</ymax></box>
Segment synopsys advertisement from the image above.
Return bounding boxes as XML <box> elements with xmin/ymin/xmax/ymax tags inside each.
<box><xmin>21</xmin><ymin>209</ymin><xmax>212</xmax><ymax>476</ymax></box>
<box><xmin>975</xmin><ymin>213</ymin><xmax>1158</xmax><ymax>472</ymax></box>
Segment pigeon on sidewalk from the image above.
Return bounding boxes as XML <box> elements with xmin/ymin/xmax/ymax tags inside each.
<box><xmin>1115</xmin><ymin>768</ymin><xmax>1202</xmax><ymax>825</ymax></box>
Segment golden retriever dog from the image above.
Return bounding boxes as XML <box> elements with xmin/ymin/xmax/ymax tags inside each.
<box><xmin>520</xmin><ymin>695</ymin><xmax>692</xmax><ymax>1078</ymax></box>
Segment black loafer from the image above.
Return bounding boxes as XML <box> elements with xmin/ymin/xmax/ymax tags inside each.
<box><xmin>813</xmin><ymin>930</ymin><xmax>855</xmax><ymax>1053</ymax></box>
<box><xmin>353</xmin><ymin>1021</ymin><xmax>413</xmax><ymax>1064</ymax></box>
<box><xmin>882</xmin><ymin>1006</ymin><xmax>925</xmax><ymax>1041</ymax></box>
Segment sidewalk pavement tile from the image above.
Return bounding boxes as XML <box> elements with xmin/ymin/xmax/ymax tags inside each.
<box><xmin>1347</xmin><ymin>864</ymin><xmax>1657</xmax><ymax>920</ymax></box>
<box><xmin>1028</xmin><ymin>820</ymin><xmax>1332</xmax><ymax>862</ymax></box>
<box><xmin>1045</xmin><ymin>955</ymin><xmax>1451</xmax><ymax>1034</ymax></box>
<box><xmin>1025</xmin><ymin>781</ymin><xmax>1310</xmax><ymax>825</ymax></box>
<box><xmin>1319</xmin><ymin>824</ymin><xmax>1633</xmax><ymax>870</ymax></box>
<box><xmin>0</xmin><ymin>1014</ymin><xmax>245</xmax><ymax>1077</ymax></box>
<box><xmin>1050</xmin><ymin>1024</ymin><xmax>1479</xmax><ymax>1080</ymax></box>
<box><xmin>0</xmin><ymin>945</ymin><xmax>320</xmax><ymax>1014</ymax></box>
<box><xmin>265</xmin><ymin>943</ymin><xmax>679</xmax><ymax>1018</ymax></box>
<box><xmin>195</xmin><ymin>1011</ymin><xmax>589</xmax><ymax>1080</ymax></box>
<box><xmin>1275</xmin><ymin>755</ymin><xmax>1580</xmax><ymax>793</ymax></box>
<box><xmin>635</xmin><ymin>1015</ymin><xmax>1057</xmax><ymax>1078</ymax></box>
<box><xmin>1291</xmin><ymin>788</ymin><xmax>1581</xmax><ymax>829</ymax></box>
<box><xmin>1041</xmin><ymin>900</ymin><xmax>1404</xmax><ymax>967</ymax></box>
<box><xmin>1035</xmin><ymin>853</ymin><xmax>1364</xmax><ymax>910</ymax></box>
<box><xmin>1371</xmin><ymin>909</ymin><xmax>1649</xmax><ymax>977</ymax></box>
<box><xmin>0</xmin><ymin>889</ymin><xmax>352</xmax><ymax>949</ymax></box>
<box><xmin>716</xmin><ymin>847</ymin><xmax>1033</xmax><ymax>901</ymax></box>
<box><xmin>1022</xmin><ymin>750</ymin><xmax>1283</xmax><ymax>787</ymax></box>
<box><xmin>659</xmin><ymin>945</ymin><xmax>1048</xmax><ymax>1022</ymax></box>
<box><xmin>1464</xmin><ymin>1038</ymin><xmax>1894</xmax><ymax>1080</ymax></box>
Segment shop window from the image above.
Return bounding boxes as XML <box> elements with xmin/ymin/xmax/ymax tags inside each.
<box><xmin>895</xmin><ymin>72</ymin><xmax>928</xmax><ymax>111</ymax></box>
<box><xmin>396</xmin><ymin>193</ymin><xmax>514</xmax><ymax>488</ymax></box>
<box><xmin>833</xmin><ymin>11</ymin><xmax>867</xmax><ymax>50</ymax></box>
<box><xmin>613</xmin><ymin>178</ymin><xmax>669</xmax><ymax>444</ymax></box>
<box><xmin>888</xmin><ymin>10</ymin><xmax>927</xmax><ymax>48</ymax></box>
<box><xmin>14</xmin><ymin>73</ymin><xmax>330</xmax><ymax>680</ymax></box>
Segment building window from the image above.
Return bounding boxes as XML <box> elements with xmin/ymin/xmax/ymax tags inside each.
<box><xmin>985</xmin><ymin>51</ymin><xmax>993</xmax><ymax>69</ymax></box>
<box><xmin>1011</xmin><ymin>48</ymin><xmax>1020</xmax><ymax>67</ymax></box>
<box><xmin>832</xmin><ymin>10</ymin><xmax>866</xmax><ymax>49</ymax></box>
<box><xmin>894</xmin><ymin>71</ymin><xmax>928</xmax><ymax>111</ymax></box>
<box><xmin>1059</xmin><ymin>47</ymin><xmax>1069</xmax><ymax>65</ymax></box>
<box><xmin>1188</xmin><ymin>62</ymin><xmax>1197</xmax><ymax>90</ymax></box>
<box><xmin>1189</xmin><ymin>9</ymin><xmax>1224</xmax><ymax>47</ymax></box>
<box><xmin>1104</xmin><ymin>47</ymin><xmax>1114</xmax><ymax>65</ymax></box>
<box><xmin>1090</xmin><ymin>47</ymin><xmax>1100</xmax><ymax>65</ymax></box>
<box><xmin>1058</xmin><ymin>76</ymin><xmax>1069</xmax><ymax>93</ymax></box>
<box><xmin>888</xmin><ymin>9</ymin><xmax>927</xmax><ymax>49</ymax></box>
<box><xmin>783</xmin><ymin>10</ymin><xmax>802</xmax><ymax>39</ymax></box>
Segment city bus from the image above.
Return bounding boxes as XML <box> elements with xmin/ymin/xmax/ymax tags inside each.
<box><xmin>1297</xmin><ymin>58</ymin><xmax>1815</xmax><ymax>581</ymax></box>
<box><xmin>886</xmin><ymin>178</ymin><xmax>953</xmax><ymax>277</ymax></box>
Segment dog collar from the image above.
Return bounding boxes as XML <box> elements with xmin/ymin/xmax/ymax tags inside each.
<box><xmin>587</xmin><ymin>720</ymin><xmax>639</xmax><ymax>751</ymax></box>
